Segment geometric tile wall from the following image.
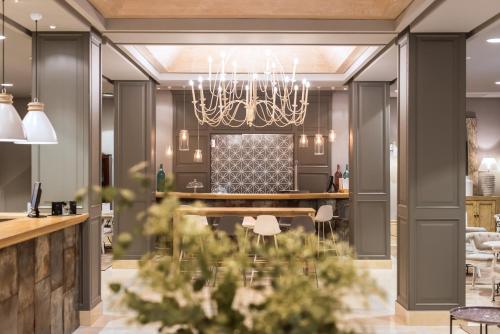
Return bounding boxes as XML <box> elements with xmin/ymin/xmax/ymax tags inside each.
<box><xmin>211</xmin><ymin>134</ymin><xmax>294</xmax><ymax>193</ymax></box>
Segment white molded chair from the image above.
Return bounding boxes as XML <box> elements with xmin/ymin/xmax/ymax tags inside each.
<box><xmin>180</xmin><ymin>215</ymin><xmax>208</xmax><ymax>261</ymax></box>
<box><xmin>250</xmin><ymin>215</ymin><xmax>281</xmax><ymax>285</ymax></box>
<box><xmin>242</xmin><ymin>216</ymin><xmax>256</xmax><ymax>239</ymax></box>
<box><xmin>314</xmin><ymin>205</ymin><xmax>337</xmax><ymax>254</ymax></box>
<box><xmin>254</xmin><ymin>215</ymin><xmax>281</xmax><ymax>249</ymax></box>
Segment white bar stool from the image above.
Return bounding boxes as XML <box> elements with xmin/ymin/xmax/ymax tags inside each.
<box><xmin>314</xmin><ymin>205</ymin><xmax>338</xmax><ymax>254</ymax></box>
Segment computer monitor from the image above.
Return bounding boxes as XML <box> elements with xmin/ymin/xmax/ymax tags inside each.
<box><xmin>28</xmin><ymin>182</ymin><xmax>42</xmax><ymax>217</ymax></box>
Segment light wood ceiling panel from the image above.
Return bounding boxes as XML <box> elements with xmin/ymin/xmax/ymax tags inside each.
<box><xmin>132</xmin><ymin>45</ymin><xmax>369</xmax><ymax>74</ymax></box>
<box><xmin>89</xmin><ymin>0</ymin><xmax>414</xmax><ymax>20</ymax></box>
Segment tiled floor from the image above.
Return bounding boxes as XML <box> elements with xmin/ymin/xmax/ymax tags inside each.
<box><xmin>75</xmin><ymin>258</ymin><xmax>500</xmax><ymax>334</ymax></box>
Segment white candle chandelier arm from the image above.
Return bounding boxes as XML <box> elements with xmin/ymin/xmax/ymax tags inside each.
<box><xmin>190</xmin><ymin>52</ymin><xmax>310</xmax><ymax>128</ymax></box>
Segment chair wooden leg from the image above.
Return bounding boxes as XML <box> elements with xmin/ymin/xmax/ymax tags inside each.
<box><xmin>274</xmin><ymin>235</ymin><xmax>278</xmax><ymax>249</ymax></box>
<box><xmin>472</xmin><ymin>266</ymin><xmax>477</xmax><ymax>289</ymax></box>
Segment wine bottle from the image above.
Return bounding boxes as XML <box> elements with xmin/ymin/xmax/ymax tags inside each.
<box><xmin>343</xmin><ymin>164</ymin><xmax>349</xmax><ymax>179</ymax></box>
<box><xmin>157</xmin><ymin>164</ymin><xmax>166</xmax><ymax>192</ymax></box>
<box><xmin>334</xmin><ymin>164</ymin><xmax>342</xmax><ymax>191</ymax></box>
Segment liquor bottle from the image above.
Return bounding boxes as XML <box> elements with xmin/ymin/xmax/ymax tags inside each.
<box><xmin>342</xmin><ymin>164</ymin><xmax>350</xmax><ymax>191</ymax></box>
<box><xmin>157</xmin><ymin>164</ymin><xmax>166</xmax><ymax>192</ymax></box>
<box><xmin>343</xmin><ymin>164</ymin><xmax>349</xmax><ymax>179</ymax></box>
<box><xmin>334</xmin><ymin>164</ymin><xmax>342</xmax><ymax>191</ymax></box>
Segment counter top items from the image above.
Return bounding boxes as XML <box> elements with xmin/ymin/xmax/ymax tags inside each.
<box><xmin>28</xmin><ymin>181</ymin><xmax>42</xmax><ymax>217</ymax></box>
<box><xmin>0</xmin><ymin>213</ymin><xmax>88</xmax><ymax>249</ymax></box>
<box><xmin>186</xmin><ymin>179</ymin><xmax>204</xmax><ymax>193</ymax></box>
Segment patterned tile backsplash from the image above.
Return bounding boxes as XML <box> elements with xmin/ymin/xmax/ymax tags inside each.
<box><xmin>211</xmin><ymin>134</ymin><xmax>294</xmax><ymax>193</ymax></box>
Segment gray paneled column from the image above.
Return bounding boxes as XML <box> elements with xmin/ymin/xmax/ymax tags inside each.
<box><xmin>114</xmin><ymin>81</ymin><xmax>156</xmax><ymax>259</ymax></box>
<box><xmin>33</xmin><ymin>32</ymin><xmax>102</xmax><ymax>317</ymax></box>
<box><xmin>349</xmin><ymin>82</ymin><xmax>390</xmax><ymax>259</ymax></box>
<box><xmin>397</xmin><ymin>33</ymin><xmax>466</xmax><ymax>311</ymax></box>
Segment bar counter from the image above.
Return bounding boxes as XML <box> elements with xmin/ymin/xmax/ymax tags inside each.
<box><xmin>157</xmin><ymin>192</ymin><xmax>349</xmax><ymax>200</ymax></box>
<box><xmin>0</xmin><ymin>213</ymin><xmax>88</xmax><ymax>333</ymax></box>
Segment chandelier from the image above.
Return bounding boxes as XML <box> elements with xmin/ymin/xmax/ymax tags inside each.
<box><xmin>189</xmin><ymin>51</ymin><xmax>310</xmax><ymax>128</ymax></box>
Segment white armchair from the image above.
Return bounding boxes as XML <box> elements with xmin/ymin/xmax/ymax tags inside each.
<box><xmin>466</xmin><ymin>232</ymin><xmax>498</xmax><ymax>288</ymax></box>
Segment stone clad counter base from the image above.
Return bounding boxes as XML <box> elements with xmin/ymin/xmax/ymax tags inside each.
<box><xmin>0</xmin><ymin>226</ymin><xmax>80</xmax><ymax>334</ymax></box>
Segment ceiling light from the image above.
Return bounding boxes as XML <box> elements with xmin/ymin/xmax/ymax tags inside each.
<box><xmin>49</xmin><ymin>25</ymin><xmax>56</xmax><ymax>30</ymax></box>
<box><xmin>495</xmin><ymin>82</ymin><xmax>500</xmax><ymax>85</ymax></box>
<box><xmin>191</xmin><ymin>51</ymin><xmax>309</xmax><ymax>127</ymax></box>
<box><xmin>17</xmin><ymin>13</ymin><xmax>57</xmax><ymax>145</ymax></box>
<box><xmin>394</xmin><ymin>89</ymin><xmax>399</xmax><ymax>93</ymax></box>
<box><xmin>1</xmin><ymin>82</ymin><xmax>13</xmax><ymax>87</ymax></box>
<box><xmin>102</xmin><ymin>93</ymin><xmax>114</xmax><ymax>97</ymax></box>
<box><xmin>487</xmin><ymin>38</ymin><xmax>500</xmax><ymax>43</ymax></box>
<box><xmin>466</xmin><ymin>56</ymin><xmax>471</xmax><ymax>60</ymax></box>
<box><xmin>343</xmin><ymin>87</ymin><xmax>348</xmax><ymax>91</ymax></box>
<box><xmin>0</xmin><ymin>0</ymin><xmax>25</xmax><ymax>142</ymax></box>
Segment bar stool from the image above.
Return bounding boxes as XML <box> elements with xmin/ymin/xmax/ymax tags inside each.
<box><xmin>314</xmin><ymin>205</ymin><xmax>338</xmax><ymax>255</ymax></box>
<box><xmin>288</xmin><ymin>215</ymin><xmax>319</xmax><ymax>287</ymax></box>
<box><xmin>179</xmin><ymin>215</ymin><xmax>208</xmax><ymax>261</ymax></box>
<box><xmin>242</xmin><ymin>216</ymin><xmax>256</xmax><ymax>240</ymax></box>
<box><xmin>250</xmin><ymin>215</ymin><xmax>281</xmax><ymax>285</ymax></box>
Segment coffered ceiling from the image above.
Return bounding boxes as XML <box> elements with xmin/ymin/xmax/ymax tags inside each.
<box><xmin>131</xmin><ymin>45</ymin><xmax>369</xmax><ymax>74</ymax></box>
<box><xmin>88</xmin><ymin>0</ymin><xmax>414</xmax><ymax>20</ymax></box>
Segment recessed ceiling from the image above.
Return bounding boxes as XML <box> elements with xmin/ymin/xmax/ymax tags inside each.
<box><xmin>89</xmin><ymin>0</ymin><xmax>414</xmax><ymax>20</ymax></box>
<box><xmin>467</xmin><ymin>18</ymin><xmax>500</xmax><ymax>94</ymax></box>
<box><xmin>131</xmin><ymin>45</ymin><xmax>369</xmax><ymax>75</ymax></box>
<box><xmin>5</xmin><ymin>0</ymin><xmax>88</xmax><ymax>31</ymax></box>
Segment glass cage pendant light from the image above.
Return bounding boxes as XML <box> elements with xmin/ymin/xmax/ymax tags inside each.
<box><xmin>328</xmin><ymin>129</ymin><xmax>336</xmax><ymax>142</ymax></box>
<box><xmin>193</xmin><ymin>121</ymin><xmax>202</xmax><ymax>163</ymax></box>
<box><xmin>17</xmin><ymin>14</ymin><xmax>57</xmax><ymax>145</ymax></box>
<box><xmin>314</xmin><ymin>87</ymin><xmax>324</xmax><ymax>156</ymax></box>
<box><xmin>0</xmin><ymin>0</ymin><xmax>25</xmax><ymax>143</ymax></box>
<box><xmin>299</xmin><ymin>133</ymin><xmax>308</xmax><ymax>148</ymax></box>
<box><xmin>179</xmin><ymin>88</ymin><xmax>189</xmax><ymax>151</ymax></box>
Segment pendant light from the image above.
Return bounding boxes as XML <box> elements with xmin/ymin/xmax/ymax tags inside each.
<box><xmin>178</xmin><ymin>87</ymin><xmax>189</xmax><ymax>151</ymax></box>
<box><xmin>166</xmin><ymin>145</ymin><xmax>173</xmax><ymax>157</ymax></box>
<box><xmin>328</xmin><ymin>129</ymin><xmax>336</xmax><ymax>142</ymax></box>
<box><xmin>17</xmin><ymin>13</ymin><xmax>57</xmax><ymax>145</ymax></box>
<box><xmin>299</xmin><ymin>117</ymin><xmax>308</xmax><ymax>148</ymax></box>
<box><xmin>193</xmin><ymin>119</ymin><xmax>202</xmax><ymax>163</ymax></box>
<box><xmin>0</xmin><ymin>0</ymin><xmax>25</xmax><ymax>142</ymax></box>
<box><xmin>314</xmin><ymin>88</ymin><xmax>324</xmax><ymax>156</ymax></box>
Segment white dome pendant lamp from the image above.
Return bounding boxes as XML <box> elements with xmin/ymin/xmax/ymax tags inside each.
<box><xmin>17</xmin><ymin>13</ymin><xmax>57</xmax><ymax>145</ymax></box>
<box><xmin>0</xmin><ymin>0</ymin><xmax>25</xmax><ymax>142</ymax></box>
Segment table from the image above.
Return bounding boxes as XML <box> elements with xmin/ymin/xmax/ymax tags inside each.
<box><xmin>450</xmin><ymin>306</ymin><xmax>500</xmax><ymax>333</ymax></box>
<box><xmin>172</xmin><ymin>206</ymin><xmax>316</xmax><ymax>260</ymax></box>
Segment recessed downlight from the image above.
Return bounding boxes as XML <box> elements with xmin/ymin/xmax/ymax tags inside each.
<box><xmin>49</xmin><ymin>25</ymin><xmax>56</xmax><ymax>30</ymax></box>
<box><xmin>495</xmin><ymin>82</ymin><xmax>500</xmax><ymax>85</ymax></box>
<box><xmin>487</xmin><ymin>38</ymin><xmax>500</xmax><ymax>43</ymax></box>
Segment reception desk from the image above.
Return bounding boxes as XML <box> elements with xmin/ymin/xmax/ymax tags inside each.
<box><xmin>0</xmin><ymin>213</ymin><xmax>88</xmax><ymax>333</ymax></box>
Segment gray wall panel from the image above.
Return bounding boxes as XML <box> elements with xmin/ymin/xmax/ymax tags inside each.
<box><xmin>114</xmin><ymin>81</ymin><xmax>156</xmax><ymax>259</ymax></box>
<box><xmin>349</xmin><ymin>82</ymin><xmax>390</xmax><ymax>259</ymax></box>
<box><xmin>397</xmin><ymin>33</ymin><xmax>466</xmax><ymax>311</ymax></box>
<box><xmin>33</xmin><ymin>32</ymin><xmax>102</xmax><ymax>312</ymax></box>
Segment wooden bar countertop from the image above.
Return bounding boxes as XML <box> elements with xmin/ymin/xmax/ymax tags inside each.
<box><xmin>0</xmin><ymin>213</ymin><xmax>88</xmax><ymax>249</ymax></box>
<box><xmin>158</xmin><ymin>192</ymin><xmax>349</xmax><ymax>200</ymax></box>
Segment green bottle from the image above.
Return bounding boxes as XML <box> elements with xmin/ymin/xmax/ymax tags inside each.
<box><xmin>343</xmin><ymin>164</ymin><xmax>349</xmax><ymax>179</ymax></box>
<box><xmin>157</xmin><ymin>164</ymin><xmax>166</xmax><ymax>192</ymax></box>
